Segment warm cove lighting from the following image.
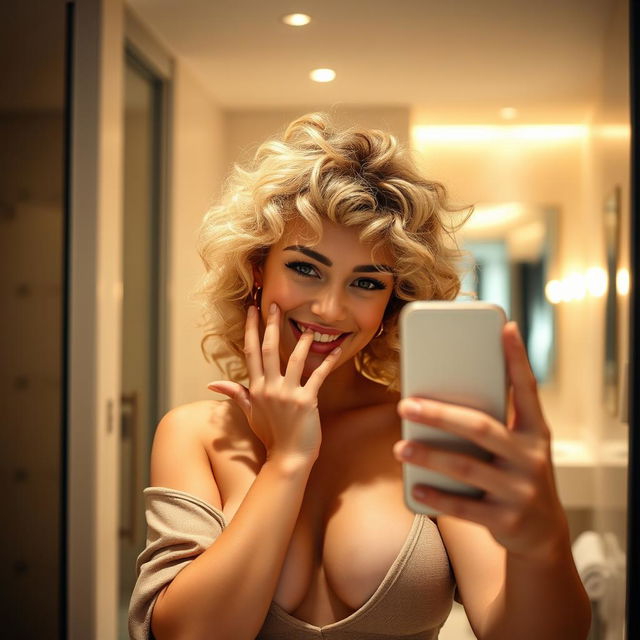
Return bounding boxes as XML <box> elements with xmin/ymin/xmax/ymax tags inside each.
<box><xmin>500</xmin><ymin>107</ymin><xmax>518</xmax><ymax>120</ymax></box>
<box><xmin>282</xmin><ymin>13</ymin><xmax>311</xmax><ymax>26</ymax></box>
<box><xmin>595</xmin><ymin>125</ymin><xmax>631</xmax><ymax>139</ymax></box>
<box><xmin>412</xmin><ymin>124</ymin><xmax>588</xmax><ymax>144</ymax></box>
<box><xmin>463</xmin><ymin>203</ymin><xmax>523</xmax><ymax>230</ymax></box>
<box><xmin>310</xmin><ymin>68</ymin><xmax>336</xmax><ymax>83</ymax></box>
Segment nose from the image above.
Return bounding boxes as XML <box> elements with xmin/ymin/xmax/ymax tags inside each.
<box><xmin>310</xmin><ymin>285</ymin><xmax>347</xmax><ymax>324</ymax></box>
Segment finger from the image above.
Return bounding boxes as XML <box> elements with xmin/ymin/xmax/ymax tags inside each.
<box><xmin>243</xmin><ymin>305</ymin><xmax>263</xmax><ymax>381</ymax></box>
<box><xmin>262</xmin><ymin>303</ymin><xmax>282</xmax><ymax>379</ymax></box>
<box><xmin>410</xmin><ymin>484</ymin><xmax>506</xmax><ymax>530</ymax></box>
<box><xmin>208</xmin><ymin>381</ymin><xmax>251</xmax><ymax>416</ymax></box>
<box><xmin>503</xmin><ymin>322</ymin><xmax>547</xmax><ymax>432</ymax></box>
<box><xmin>398</xmin><ymin>397</ymin><xmax>528</xmax><ymax>467</ymax></box>
<box><xmin>394</xmin><ymin>440</ymin><xmax>523</xmax><ymax>503</ymax></box>
<box><xmin>303</xmin><ymin>346</ymin><xmax>343</xmax><ymax>395</ymax></box>
<box><xmin>284</xmin><ymin>328</ymin><xmax>315</xmax><ymax>383</ymax></box>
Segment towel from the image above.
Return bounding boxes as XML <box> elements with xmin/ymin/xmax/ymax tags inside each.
<box><xmin>572</xmin><ymin>531</ymin><xmax>609</xmax><ymax>601</ymax></box>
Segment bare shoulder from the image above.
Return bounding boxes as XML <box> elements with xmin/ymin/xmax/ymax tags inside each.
<box><xmin>150</xmin><ymin>399</ymin><xmax>250</xmax><ymax>509</ymax></box>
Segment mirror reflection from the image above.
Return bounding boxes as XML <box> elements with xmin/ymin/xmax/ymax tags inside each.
<box><xmin>120</xmin><ymin>1</ymin><xmax>630</xmax><ymax>639</ymax></box>
<box><xmin>459</xmin><ymin>203</ymin><xmax>557</xmax><ymax>383</ymax></box>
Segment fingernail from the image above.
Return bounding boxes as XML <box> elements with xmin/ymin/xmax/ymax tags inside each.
<box><xmin>269</xmin><ymin>302</ymin><xmax>277</xmax><ymax>314</ymax></box>
<box><xmin>207</xmin><ymin>382</ymin><xmax>219</xmax><ymax>390</ymax></box>
<box><xmin>400</xmin><ymin>399</ymin><xmax>421</xmax><ymax>418</ymax></box>
<box><xmin>511</xmin><ymin>321</ymin><xmax>523</xmax><ymax>343</ymax></box>
<box><xmin>413</xmin><ymin>486</ymin><xmax>428</xmax><ymax>500</ymax></box>
<box><xmin>393</xmin><ymin>441</ymin><xmax>413</xmax><ymax>459</ymax></box>
<box><xmin>330</xmin><ymin>346</ymin><xmax>342</xmax><ymax>355</ymax></box>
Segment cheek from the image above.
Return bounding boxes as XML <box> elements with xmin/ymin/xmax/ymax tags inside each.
<box><xmin>356</xmin><ymin>298</ymin><xmax>390</xmax><ymax>332</ymax></box>
<box><xmin>262</xmin><ymin>272</ymin><xmax>307</xmax><ymax>310</ymax></box>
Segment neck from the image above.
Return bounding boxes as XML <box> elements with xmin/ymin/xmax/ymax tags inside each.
<box><xmin>315</xmin><ymin>357</ymin><xmax>373</xmax><ymax>416</ymax></box>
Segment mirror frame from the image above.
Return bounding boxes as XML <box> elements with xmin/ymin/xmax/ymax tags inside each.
<box><xmin>627</xmin><ymin>0</ymin><xmax>639</xmax><ymax>636</ymax></box>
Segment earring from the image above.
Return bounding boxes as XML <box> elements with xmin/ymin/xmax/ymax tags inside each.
<box><xmin>375</xmin><ymin>323</ymin><xmax>384</xmax><ymax>338</ymax></box>
<box><xmin>251</xmin><ymin>285</ymin><xmax>262</xmax><ymax>311</ymax></box>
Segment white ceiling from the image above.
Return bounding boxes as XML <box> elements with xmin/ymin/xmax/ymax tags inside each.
<box><xmin>127</xmin><ymin>0</ymin><xmax>617</xmax><ymax>122</ymax></box>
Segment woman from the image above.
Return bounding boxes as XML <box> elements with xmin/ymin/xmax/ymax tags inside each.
<box><xmin>129</xmin><ymin>113</ymin><xmax>590</xmax><ymax>639</ymax></box>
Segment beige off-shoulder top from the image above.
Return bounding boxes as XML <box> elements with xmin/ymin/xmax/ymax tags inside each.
<box><xmin>129</xmin><ymin>487</ymin><xmax>455</xmax><ymax>640</ymax></box>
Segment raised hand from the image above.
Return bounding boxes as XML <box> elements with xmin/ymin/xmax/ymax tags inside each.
<box><xmin>394</xmin><ymin>322</ymin><xmax>569</xmax><ymax>559</ymax></box>
<box><xmin>208</xmin><ymin>303</ymin><xmax>342</xmax><ymax>463</ymax></box>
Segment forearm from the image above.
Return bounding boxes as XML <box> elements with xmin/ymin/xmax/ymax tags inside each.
<box><xmin>152</xmin><ymin>455</ymin><xmax>315</xmax><ymax>640</ymax></box>
<box><xmin>480</xmin><ymin>537</ymin><xmax>591</xmax><ymax>640</ymax></box>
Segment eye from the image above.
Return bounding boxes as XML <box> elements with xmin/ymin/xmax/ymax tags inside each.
<box><xmin>285</xmin><ymin>261</ymin><xmax>320</xmax><ymax>278</ymax></box>
<box><xmin>352</xmin><ymin>277</ymin><xmax>387</xmax><ymax>291</ymax></box>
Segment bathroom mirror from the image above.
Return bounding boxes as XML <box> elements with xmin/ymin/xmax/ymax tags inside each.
<box><xmin>119</xmin><ymin>1</ymin><xmax>631</xmax><ymax>638</ymax></box>
<box><xmin>458</xmin><ymin>204</ymin><xmax>557</xmax><ymax>383</ymax></box>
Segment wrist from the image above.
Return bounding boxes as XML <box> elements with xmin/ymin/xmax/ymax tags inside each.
<box><xmin>508</xmin><ymin>523</ymin><xmax>572</xmax><ymax>568</ymax></box>
<box><xmin>265</xmin><ymin>451</ymin><xmax>318</xmax><ymax>475</ymax></box>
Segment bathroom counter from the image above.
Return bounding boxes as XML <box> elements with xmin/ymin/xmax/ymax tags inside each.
<box><xmin>552</xmin><ymin>439</ymin><xmax>628</xmax><ymax>508</ymax></box>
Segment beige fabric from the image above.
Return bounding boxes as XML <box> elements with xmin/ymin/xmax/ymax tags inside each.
<box><xmin>129</xmin><ymin>487</ymin><xmax>455</xmax><ymax>640</ymax></box>
<box><xmin>128</xmin><ymin>488</ymin><xmax>226</xmax><ymax>640</ymax></box>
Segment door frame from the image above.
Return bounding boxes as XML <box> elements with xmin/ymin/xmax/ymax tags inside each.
<box><xmin>67</xmin><ymin>0</ymin><xmax>124</xmax><ymax>637</ymax></box>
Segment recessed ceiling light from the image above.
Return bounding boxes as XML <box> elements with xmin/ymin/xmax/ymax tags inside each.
<box><xmin>310</xmin><ymin>68</ymin><xmax>336</xmax><ymax>83</ymax></box>
<box><xmin>499</xmin><ymin>107</ymin><xmax>518</xmax><ymax>120</ymax></box>
<box><xmin>282</xmin><ymin>13</ymin><xmax>311</xmax><ymax>26</ymax></box>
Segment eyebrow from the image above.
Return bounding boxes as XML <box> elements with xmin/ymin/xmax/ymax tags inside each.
<box><xmin>283</xmin><ymin>245</ymin><xmax>395</xmax><ymax>274</ymax></box>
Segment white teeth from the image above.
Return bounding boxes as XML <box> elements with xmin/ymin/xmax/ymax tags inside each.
<box><xmin>293</xmin><ymin>320</ymin><xmax>341</xmax><ymax>343</ymax></box>
<box><xmin>314</xmin><ymin>332</ymin><xmax>335</xmax><ymax>343</ymax></box>
<box><xmin>314</xmin><ymin>332</ymin><xmax>339</xmax><ymax>342</ymax></box>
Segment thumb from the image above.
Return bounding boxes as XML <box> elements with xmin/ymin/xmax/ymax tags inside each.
<box><xmin>208</xmin><ymin>381</ymin><xmax>251</xmax><ymax>416</ymax></box>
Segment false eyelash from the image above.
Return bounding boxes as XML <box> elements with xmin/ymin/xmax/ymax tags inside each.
<box><xmin>285</xmin><ymin>261</ymin><xmax>318</xmax><ymax>277</ymax></box>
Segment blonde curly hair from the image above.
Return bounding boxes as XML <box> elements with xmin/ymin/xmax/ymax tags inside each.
<box><xmin>194</xmin><ymin>112</ymin><xmax>469</xmax><ymax>390</ymax></box>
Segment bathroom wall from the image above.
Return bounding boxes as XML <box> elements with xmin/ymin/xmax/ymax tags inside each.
<box><xmin>223</xmin><ymin>106</ymin><xmax>411</xmax><ymax>173</ymax></box>
<box><xmin>410</xmin><ymin>125</ymin><xmax>594</xmax><ymax>442</ymax></box>
<box><xmin>167</xmin><ymin>61</ymin><xmax>226</xmax><ymax>409</ymax></box>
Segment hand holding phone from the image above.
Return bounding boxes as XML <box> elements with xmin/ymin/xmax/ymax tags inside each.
<box><xmin>399</xmin><ymin>301</ymin><xmax>508</xmax><ymax>516</ymax></box>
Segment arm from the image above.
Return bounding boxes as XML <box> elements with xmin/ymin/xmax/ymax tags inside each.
<box><xmin>437</xmin><ymin>516</ymin><xmax>589</xmax><ymax>640</ymax></box>
<box><xmin>152</xmin><ymin>304</ymin><xmax>341</xmax><ymax>640</ymax></box>
<box><xmin>150</xmin><ymin>410</ymin><xmax>315</xmax><ymax>640</ymax></box>
<box><xmin>393</xmin><ymin>322</ymin><xmax>591</xmax><ymax>640</ymax></box>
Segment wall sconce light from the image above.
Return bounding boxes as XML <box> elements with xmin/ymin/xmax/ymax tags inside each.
<box><xmin>545</xmin><ymin>266</ymin><xmax>624</xmax><ymax>304</ymax></box>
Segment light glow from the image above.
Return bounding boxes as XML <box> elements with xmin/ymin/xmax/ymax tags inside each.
<box><xmin>560</xmin><ymin>272</ymin><xmax>586</xmax><ymax>302</ymax></box>
<box><xmin>595</xmin><ymin>125</ymin><xmax>631</xmax><ymax>139</ymax></box>
<box><xmin>545</xmin><ymin>280</ymin><xmax>563</xmax><ymax>304</ymax></box>
<box><xmin>310</xmin><ymin>68</ymin><xmax>336</xmax><ymax>83</ymax></box>
<box><xmin>282</xmin><ymin>13</ymin><xmax>311</xmax><ymax>26</ymax></box>
<box><xmin>585</xmin><ymin>267</ymin><xmax>608</xmax><ymax>297</ymax></box>
<box><xmin>545</xmin><ymin>266</ymin><xmax>615</xmax><ymax>304</ymax></box>
<box><xmin>412</xmin><ymin>124</ymin><xmax>588</xmax><ymax>145</ymax></box>
<box><xmin>500</xmin><ymin>107</ymin><xmax>518</xmax><ymax>120</ymax></box>
<box><xmin>464</xmin><ymin>203</ymin><xmax>524</xmax><ymax>230</ymax></box>
<box><xmin>617</xmin><ymin>268</ymin><xmax>630</xmax><ymax>295</ymax></box>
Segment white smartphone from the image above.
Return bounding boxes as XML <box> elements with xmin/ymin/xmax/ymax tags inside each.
<box><xmin>399</xmin><ymin>301</ymin><xmax>508</xmax><ymax>516</ymax></box>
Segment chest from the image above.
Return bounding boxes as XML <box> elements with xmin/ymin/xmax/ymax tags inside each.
<box><xmin>280</xmin><ymin>447</ymin><xmax>416</xmax><ymax>623</ymax></box>
<box><xmin>211</xmin><ymin>407</ymin><xmax>419</xmax><ymax>626</ymax></box>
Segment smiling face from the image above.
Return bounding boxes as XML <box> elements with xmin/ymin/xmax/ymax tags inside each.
<box><xmin>256</xmin><ymin>218</ymin><xmax>396</xmax><ymax>379</ymax></box>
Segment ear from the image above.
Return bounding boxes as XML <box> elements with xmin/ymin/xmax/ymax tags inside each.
<box><xmin>252</xmin><ymin>264</ymin><xmax>263</xmax><ymax>287</ymax></box>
